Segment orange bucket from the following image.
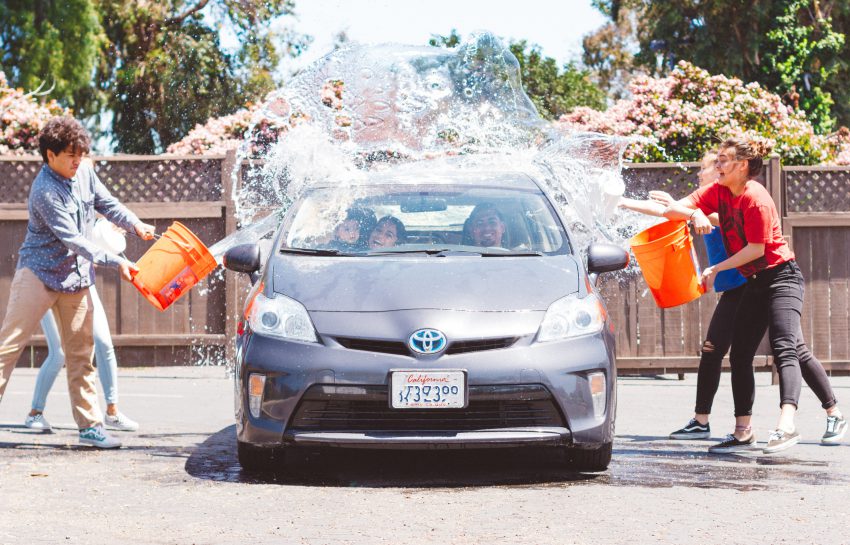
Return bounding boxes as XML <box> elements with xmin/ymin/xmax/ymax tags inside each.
<box><xmin>629</xmin><ymin>220</ymin><xmax>704</xmax><ymax>308</ymax></box>
<box><xmin>131</xmin><ymin>221</ymin><xmax>217</xmax><ymax>311</ymax></box>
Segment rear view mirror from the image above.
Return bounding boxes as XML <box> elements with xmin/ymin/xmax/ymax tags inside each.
<box><xmin>400</xmin><ymin>195</ymin><xmax>448</xmax><ymax>213</ymax></box>
<box><xmin>224</xmin><ymin>243</ymin><xmax>261</xmax><ymax>274</ymax></box>
<box><xmin>587</xmin><ymin>243</ymin><xmax>630</xmax><ymax>275</ymax></box>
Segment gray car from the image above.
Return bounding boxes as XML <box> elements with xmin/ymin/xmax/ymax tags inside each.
<box><xmin>224</xmin><ymin>161</ymin><xmax>629</xmax><ymax>472</ymax></box>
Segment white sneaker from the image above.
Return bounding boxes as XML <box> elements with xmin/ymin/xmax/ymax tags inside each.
<box><xmin>79</xmin><ymin>424</ymin><xmax>122</xmax><ymax>449</ymax></box>
<box><xmin>104</xmin><ymin>411</ymin><xmax>139</xmax><ymax>432</ymax></box>
<box><xmin>24</xmin><ymin>413</ymin><xmax>52</xmax><ymax>431</ymax></box>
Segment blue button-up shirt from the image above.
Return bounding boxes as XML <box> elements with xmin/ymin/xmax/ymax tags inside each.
<box><xmin>17</xmin><ymin>163</ymin><xmax>141</xmax><ymax>293</ymax></box>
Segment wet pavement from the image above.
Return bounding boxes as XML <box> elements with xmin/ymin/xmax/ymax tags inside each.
<box><xmin>182</xmin><ymin>424</ymin><xmax>849</xmax><ymax>492</ymax></box>
<box><xmin>1</xmin><ymin>368</ymin><xmax>848</xmax><ymax>544</ymax></box>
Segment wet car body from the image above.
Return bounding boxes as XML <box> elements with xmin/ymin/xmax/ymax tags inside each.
<box><xmin>225</xmin><ymin>162</ymin><xmax>629</xmax><ymax>472</ymax></box>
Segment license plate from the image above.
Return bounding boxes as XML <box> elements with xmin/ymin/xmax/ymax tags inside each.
<box><xmin>390</xmin><ymin>370</ymin><xmax>467</xmax><ymax>409</ymax></box>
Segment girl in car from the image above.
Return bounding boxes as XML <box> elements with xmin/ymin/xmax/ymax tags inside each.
<box><xmin>367</xmin><ymin>216</ymin><xmax>406</xmax><ymax>249</ymax></box>
<box><xmin>329</xmin><ymin>207</ymin><xmax>376</xmax><ymax>251</ymax></box>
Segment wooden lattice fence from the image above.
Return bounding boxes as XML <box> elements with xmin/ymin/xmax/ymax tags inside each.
<box><xmin>0</xmin><ymin>153</ymin><xmax>848</xmax><ymax>375</ymax></box>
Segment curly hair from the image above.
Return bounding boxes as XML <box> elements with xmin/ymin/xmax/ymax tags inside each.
<box><xmin>719</xmin><ymin>137</ymin><xmax>771</xmax><ymax>177</ymax></box>
<box><xmin>38</xmin><ymin>116</ymin><xmax>91</xmax><ymax>163</ymax></box>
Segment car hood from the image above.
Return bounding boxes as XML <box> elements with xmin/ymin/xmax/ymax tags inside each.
<box><xmin>270</xmin><ymin>254</ymin><xmax>581</xmax><ymax>312</ymax></box>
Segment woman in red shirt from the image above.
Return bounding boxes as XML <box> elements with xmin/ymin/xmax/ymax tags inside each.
<box><xmin>664</xmin><ymin>137</ymin><xmax>845</xmax><ymax>454</ymax></box>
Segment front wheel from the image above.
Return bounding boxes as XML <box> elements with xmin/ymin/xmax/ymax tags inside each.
<box><xmin>562</xmin><ymin>442</ymin><xmax>612</xmax><ymax>472</ymax></box>
<box><xmin>237</xmin><ymin>441</ymin><xmax>285</xmax><ymax>473</ymax></box>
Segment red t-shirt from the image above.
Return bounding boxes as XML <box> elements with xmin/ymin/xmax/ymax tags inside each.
<box><xmin>687</xmin><ymin>181</ymin><xmax>794</xmax><ymax>278</ymax></box>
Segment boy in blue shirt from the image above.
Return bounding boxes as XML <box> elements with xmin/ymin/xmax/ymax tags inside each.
<box><xmin>0</xmin><ymin>117</ymin><xmax>154</xmax><ymax>448</ymax></box>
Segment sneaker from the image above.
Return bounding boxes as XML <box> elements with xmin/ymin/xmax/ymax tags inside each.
<box><xmin>24</xmin><ymin>413</ymin><xmax>52</xmax><ymax>431</ymax></box>
<box><xmin>821</xmin><ymin>415</ymin><xmax>848</xmax><ymax>445</ymax></box>
<box><xmin>669</xmin><ymin>418</ymin><xmax>711</xmax><ymax>440</ymax></box>
<box><xmin>79</xmin><ymin>424</ymin><xmax>122</xmax><ymax>449</ymax></box>
<box><xmin>763</xmin><ymin>429</ymin><xmax>800</xmax><ymax>454</ymax></box>
<box><xmin>708</xmin><ymin>433</ymin><xmax>758</xmax><ymax>453</ymax></box>
<box><xmin>104</xmin><ymin>412</ymin><xmax>139</xmax><ymax>432</ymax></box>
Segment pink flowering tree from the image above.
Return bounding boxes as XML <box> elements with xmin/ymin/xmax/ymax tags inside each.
<box><xmin>0</xmin><ymin>71</ymin><xmax>68</xmax><ymax>155</ymax></box>
<box><xmin>557</xmin><ymin>61</ymin><xmax>837</xmax><ymax>165</ymax></box>
<box><xmin>165</xmin><ymin>107</ymin><xmax>258</xmax><ymax>155</ymax></box>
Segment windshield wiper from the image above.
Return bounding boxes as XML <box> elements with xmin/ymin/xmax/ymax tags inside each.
<box><xmin>479</xmin><ymin>251</ymin><xmax>544</xmax><ymax>257</ymax></box>
<box><xmin>280</xmin><ymin>247</ymin><xmax>345</xmax><ymax>256</ymax></box>
<box><xmin>366</xmin><ymin>248</ymin><xmax>454</xmax><ymax>256</ymax></box>
<box><xmin>365</xmin><ymin>248</ymin><xmax>544</xmax><ymax>257</ymax></box>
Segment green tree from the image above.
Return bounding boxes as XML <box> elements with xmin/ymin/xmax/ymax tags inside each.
<box><xmin>581</xmin><ymin>9</ymin><xmax>643</xmax><ymax>100</ymax></box>
<box><xmin>430</xmin><ymin>30</ymin><xmax>606</xmax><ymax>119</ymax></box>
<box><xmin>0</xmin><ymin>1</ymin><xmax>308</xmax><ymax>153</ymax></box>
<box><xmin>0</xmin><ymin>0</ymin><xmax>106</xmax><ymax>118</ymax></box>
<box><xmin>586</xmin><ymin>0</ymin><xmax>850</xmax><ymax>132</ymax></box>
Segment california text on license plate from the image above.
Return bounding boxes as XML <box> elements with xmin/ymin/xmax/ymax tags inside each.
<box><xmin>390</xmin><ymin>370</ymin><xmax>467</xmax><ymax>409</ymax></box>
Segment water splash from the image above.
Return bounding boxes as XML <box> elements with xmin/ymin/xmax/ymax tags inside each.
<box><xmin>226</xmin><ymin>32</ymin><xmax>655</xmax><ymax>254</ymax></box>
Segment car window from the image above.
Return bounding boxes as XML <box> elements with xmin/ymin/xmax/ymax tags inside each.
<box><xmin>281</xmin><ymin>183</ymin><xmax>570</xmax><ymax>255</ymax></box>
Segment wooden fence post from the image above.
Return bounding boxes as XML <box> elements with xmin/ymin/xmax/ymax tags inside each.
<box><xmin>222</xmin><ymin>150</ymin><xmax>239</xmax><ymax>365</ymax></box>
<box><xmin>767</xmin><ymin>154</ymin><xmax>784</xmax><ymax>230</ymax></box>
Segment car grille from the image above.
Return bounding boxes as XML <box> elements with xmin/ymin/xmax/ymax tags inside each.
<box><xmin>335</xmin><ymin>338</ymin><xmax>409</xmax><ymax>356</ymax></box>
<box><xmin>446</xmin><ymin>337</ymin><xmax>518</xmax><ymax>354</ymax></box>
<box><xmin>334</xmin><ymin>336</ymin><xmax>518</xmax><ymax>356</ymax></box>
<box><xmin>289</xmin><ymin>384</ymin><xmax>565</xmax><ymax>432</ymax></box>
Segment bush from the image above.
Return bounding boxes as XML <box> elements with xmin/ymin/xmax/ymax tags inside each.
<box><xmin>0</xmin><ymin>71</ymin><xmax>68</xmax><ymax>155</ymax></box>
<box><xmin>557</xmin><ymin>61</ymin><xmax>837</xmax><ymax>166</ymax></box>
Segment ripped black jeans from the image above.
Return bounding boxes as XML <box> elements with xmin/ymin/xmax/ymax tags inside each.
<box><xmin>728</xmin><ymin>260</ymin><xmax>837</xmax><ymax>417</ymax></box>
<box><xmin>694</xmin><ymin>284</ymin><xmax>746</xmax><ymax>415</ymax></box>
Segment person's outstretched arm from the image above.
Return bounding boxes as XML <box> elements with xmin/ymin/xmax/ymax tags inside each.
<box><xmin>661</xmin><ymin>200</ymin><xmax>713</xmax><ymax>235</ymax></box>
<box><xmin>618</xmin><ymin>197</ymin><xmax>666</xmax><ymax>217</ymax></box>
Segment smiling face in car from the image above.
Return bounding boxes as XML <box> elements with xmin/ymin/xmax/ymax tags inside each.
<box><xmin>369</xmin><ymin>219</ymin><xmax>399</xmax><ymax>249</ymax></box>
<box><xmin>470</xmin><ymin>207</ymin><xmax>506</xmax><ymax>247</ymax></box>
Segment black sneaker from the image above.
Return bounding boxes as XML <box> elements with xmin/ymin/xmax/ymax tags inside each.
<box><xmin>669</xmin><ymin>418</ymin><xmax>711</xmax><ymax>440</ymax></box>
<box><xmin>821</xmin><ymin>415</ymin><xmax>848</xmax><ymax>445</ymax></box>
<box><xmin>763</xmin><ymin>429</ymin><xmax>800</xmax><ymax>454</ymax></box>
<box><xmin>708</xmin><ymin>433</ymin><xmax>758</xmax><ymax>453</ymax></box>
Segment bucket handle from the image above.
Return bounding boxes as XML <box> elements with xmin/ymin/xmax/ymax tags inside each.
<box><xmin>671</xmin><ymin>235</ymin><xmax>690</xmax><ymax>253</ymax></box>
<box><xmin>156</xmin><ymin>231</ymin><xmax>200</xmax><ymax>255</ymax></box>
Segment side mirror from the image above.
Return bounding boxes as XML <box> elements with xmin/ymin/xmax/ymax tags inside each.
<box><xmin>587</xmin><ymin>243</ymin><xmax>630</xmax><ymax>282</ymax></box>
<box><xmin>223</xmin><ymin>243</ymin><xmax>261</xmax><ymax>275</ymax></box>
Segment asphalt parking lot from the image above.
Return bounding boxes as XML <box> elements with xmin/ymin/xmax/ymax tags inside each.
<box><xmin>1</xmin><ymin>367</ymin><xmax>848</xmax><ymax>545</ymax></box>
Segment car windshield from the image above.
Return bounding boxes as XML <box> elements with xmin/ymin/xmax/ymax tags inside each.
<box><xmin>280</xmin><ymin>183</ymin><xmax>571</xmax><ymax>256</ymax></box>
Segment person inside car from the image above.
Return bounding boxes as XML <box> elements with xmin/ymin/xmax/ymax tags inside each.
<box><xmin>465</xmin><ymin>203</ymin><xmax>507</xmax><ymax>248</ymax></box>
<box><xmin>368</xmin><ymin>216</ymin><xmax>406</xmax><ymax>249</ymax></box>
<box><xmin>328</xmin><ymin>207</ymin><xmax>376</xmax><ymax>251</ymax></box>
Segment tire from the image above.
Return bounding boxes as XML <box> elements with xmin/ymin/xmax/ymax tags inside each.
<box><xmin>563</xmin><ymin>442</ymin><xmax>612</xmax><ymax>472</ymax></box>
<box><xmin>237</xmin><ymin>441</ymin><xmax>284</xmax><ymax>473</ymax></box>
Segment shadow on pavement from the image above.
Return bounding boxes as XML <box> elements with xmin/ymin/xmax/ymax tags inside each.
<box><xmin>184</xmin><ymin>425</ymin><xmax>601</xmax><ymax>487</ymax></box>
<box><xmin>185</xmin><ymin>427</ymin><xmax>850</xmax><ymax>491</ymax></box>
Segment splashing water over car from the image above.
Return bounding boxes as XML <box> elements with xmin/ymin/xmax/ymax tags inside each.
<box><xmin>207</xmin><ymin>32</ymin><xmax>657</xmax><ymax>257</ymax></box>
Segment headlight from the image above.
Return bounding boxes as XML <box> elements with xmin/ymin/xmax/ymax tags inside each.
<box><xmin>536</xmin><ymin>293</ymin><xmax>606</xmax><ymax>342</ymax></box>
<box><xmin>247</xmin><ymin>292</ymin><xmax>318</xmax><ymax>343</ymax></box>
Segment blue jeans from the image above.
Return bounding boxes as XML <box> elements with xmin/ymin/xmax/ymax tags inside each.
<box><xmin>31</xmin><ymin>286</ymin><xmax>119</xmax><ymax>411</ymax></box>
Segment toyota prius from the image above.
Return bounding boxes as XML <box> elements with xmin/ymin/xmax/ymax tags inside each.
<box><xmin>224</xmin><ymin>160</ymin><xmax>629</xmax><ymax>472</ymax></box>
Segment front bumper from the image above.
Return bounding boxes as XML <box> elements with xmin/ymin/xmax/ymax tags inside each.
<box><xmin>286</xmin><ymin>428</ymin><xmax>570</xmax><ymax>449</ymax></box>
<box><xmin>235</xmin><ymin>322</ymin><xmax>616</xmax><ymax>450</ymax></box>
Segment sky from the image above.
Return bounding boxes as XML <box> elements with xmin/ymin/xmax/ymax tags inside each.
<box><xmin>271</xmin><ymin>0</ymin><xmax>608</xmax><ymax>72</ymax></box>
